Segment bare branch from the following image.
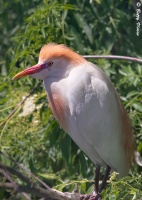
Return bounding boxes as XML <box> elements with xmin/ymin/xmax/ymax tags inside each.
<box><xmin>0</xmin><ymin>182</ymin><xmax>80</xmax><ymax>200</ymax></box>
<box><xmin>20</xmin><ymin>192</ymin><xmax>32</xmax><ymax>200</ymax></box>
<box><xmin>0</xmin><ymin>169</ymin><xmax>15</xmax><ymax>184</ymax></box>
<box><xmin>0</xmin><ymin>182</ymin><xmax>17</xmax><ymax>190</ymax></box>
<box><xmin>19</xmin><ymin>163</ymin><xmax>50</xmax><ymax>190</ymax></box>
<box><xmin>0</xmin><ymin>169</ymin><xmax>31</xmax><ymax>200</ymax></box>
<box><xmin>0</xmin><ymin>155</ymin><xmax>80</xmax><ymax>199</ymax></box>
<box><xmin>83</xmin><ymin>55</ymin><xmax>142</xmax><ymax>64</ymax></box>
<box><xmin>0</xmin><ymin>151</ymin><xmax>50</xmax><ymax>190</ymax></box>
<box><xmin>0</xmin><ymin>162</ymin><xmax>32</xmax><ymax>185</ymax></box>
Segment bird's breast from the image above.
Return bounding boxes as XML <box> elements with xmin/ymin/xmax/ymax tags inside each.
<box><xmin>44</xmin><ymin>79</ymin><xmax>69</xmax><ymax>131</ymax></box>
<box><xmin>50</xmin><ymin>92</ymin><xmax>69</xmax><ymax>131</ymax></box>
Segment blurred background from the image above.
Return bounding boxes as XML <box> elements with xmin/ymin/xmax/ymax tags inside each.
<box><xmin>0</xmin><ymin>0</ymin><xmax>142</xmax><ymax>199</ymax></box>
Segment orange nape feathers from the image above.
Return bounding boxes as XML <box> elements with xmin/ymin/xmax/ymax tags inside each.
<box><xmin>39</xmin><ymin>43</ymin><xmax>87</xmax><ymax>65</ymax></box>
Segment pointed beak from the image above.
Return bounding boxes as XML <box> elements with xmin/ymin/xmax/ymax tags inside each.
<box><xmin>12</xmin><ymin>64</ymin><xmax>43</xmax><ymax>80</ymax></box>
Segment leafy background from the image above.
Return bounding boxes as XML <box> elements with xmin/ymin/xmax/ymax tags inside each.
<box><xmin>0</xmin><ymin>0</ymin><xmax>142</xmax><ymax>199</ymax></box>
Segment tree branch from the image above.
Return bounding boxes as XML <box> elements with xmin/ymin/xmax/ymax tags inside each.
<box><xmin>0</xmin><ymin>182</ymin><xmax>80</xmax><ymax>200</ymax></box>
<box><xmin>0</xmin><ymin>163</ymin><xmax>32</xmax><ymax>185</ymax></box>
<box><xmin>83</xmin><ymin>55</ymin><xmax>142</xmax><ymax>64</ymax></box>
<box><xmin>0</xmin><ymin>154</ymin><xmax>80</xmax><ymax>200</ymax></box>
<box><xmin>0</xmin><ymin>151</ymin><xmax>50</xmax><ymax>190</ymax></box>
<box><xmin>0</xmin><ymin>169</ymin><xmax>15</xmax><ymax>184</ymax></box>
<box><xmin>0</xmin><ymin>169</ymin><xmax>31</xmax><ymax>200</ymax></box>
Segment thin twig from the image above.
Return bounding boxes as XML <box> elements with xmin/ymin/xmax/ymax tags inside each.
<box><xmin>0</xmin><ymin>169</ymin><xmax>31</xmax><ymax>200</ymax></box>
<box><xmin>0</xmin><ymin>162</ymin><xmax>32</xmax><ymax>185</ymax></box>
<box><xmin>83</xmin><ymin>55</ymin><xmax>142</xmax><ymax>64</ymax></box>
<box><xmin>0</xmin><ymin>169</ymin><xmax>15</xmax><ymax>184</ymax></box>
<box><xmin>0</xmin><ymin>80</ymin><xmax>42</xmax><ymax>127</ymax></box>
<box><xmin>19</xmin><ymin>163</ymin><xmax>50</xmax><ymax>190</ymax></box>
<box><xmin>20</xmin><ymin>192</ymin><xmax>32</xmax><ymax>200</ymax></box>
<box><xmin>0</xmin><ymin>151</ymin><xmax>50</xmax><ymax>190</ymax></box>
<box><xmin>0</xmin><ymin>182</ymin><xmax>52</xmax><ymax>199</ymax></box>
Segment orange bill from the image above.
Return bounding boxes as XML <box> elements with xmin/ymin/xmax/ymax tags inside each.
<box><xmin>12</xmin><ymin>64</ymin><xmax>43</xmax><ymax>80</ymax></box>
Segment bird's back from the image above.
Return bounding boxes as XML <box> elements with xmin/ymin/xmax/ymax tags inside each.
<box><xmin>66</xmin><ymin>63</ymin><xmax>134</xmax><ymax>177</ymax></box>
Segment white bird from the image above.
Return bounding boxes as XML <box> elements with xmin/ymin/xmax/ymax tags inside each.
<box><xmin>13</xmin><ymin>43</ymin><xmax>134</xmax><ymax>199</ymax></box>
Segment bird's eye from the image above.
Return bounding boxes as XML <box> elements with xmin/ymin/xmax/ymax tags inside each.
<box><xmin>48</xmin><ymin>61</ymin><xmax>53</xmax><ymax>67</ymax></box>
<box><xmin>41</xmin><ymin>62</ymin><xmax>53</xmax><ymax>70</ymax></box>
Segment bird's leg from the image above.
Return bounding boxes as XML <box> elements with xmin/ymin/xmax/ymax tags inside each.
<box><xmin>98</xmin><ymin>165</ymin><xmax>111</xmax><ymax>193</ymax></box>
<box><xmin>81</xmin><ymin>166</ymin><xmax>100</xmax><ymax>200</ymax></box>
<box><xmin>94</xmin><ymin>165</ymin><xmax>100</xmax><ymax>195</ymax></box>
<box><xmin>93</xmin><ymin>165</ymin><xmax>111</xmax><ymax>200</ymax></box>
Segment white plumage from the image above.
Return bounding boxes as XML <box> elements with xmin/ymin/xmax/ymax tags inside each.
<box><xmin>44</xmin><ymin>62</ymin><xmax>129</xmax><ymax>177</ymax></box>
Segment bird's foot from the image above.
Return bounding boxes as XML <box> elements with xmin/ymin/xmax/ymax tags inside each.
<box><xmin>89</xmin><ymin>194</ymin><xmax>101</xmax><ymax>200</ymax></box>
<box><xmin>93</xmin><ymin>193</ymin><xmax>101</xmax><ymax>200</ymax></box>
<box><xmin>80</xmin><ymin>194</ymin><xmax>101</xmax><ymax>200</ymax></box>
<box><xmin>80</xmin><ymin>194</ymin><xmax>91</xmax><ymax>200</ymax></box>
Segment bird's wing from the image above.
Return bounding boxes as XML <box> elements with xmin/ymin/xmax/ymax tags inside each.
<box><xmin>67</xmin><ymin>64</ymin><xmax>128</xmax><ymax>176</ymax></box>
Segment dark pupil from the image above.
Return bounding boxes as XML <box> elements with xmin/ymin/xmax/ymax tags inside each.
<box><xmin>48</xmin><ymin>62</ymin><xmax>52</xmax><ymax>66</ymax></box>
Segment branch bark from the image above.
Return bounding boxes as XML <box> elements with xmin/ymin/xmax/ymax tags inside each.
<box><xmin>0</xmin><ymin>163</ymin><xmax>32</xmax><ymax>185</ymax></box>
<box><xmin>0</xmin><ymin>151</ymin><xmax>50</xmax><ymax>190</ymax></box>
<box><xmin>0</xmin><ymin>182</ymin><xmax>80</xmax><ymax>200</ymax></box>
<box><xmin>0</xmin><ymin>169</ymin><xmax>31</xmax><ymax>200</ymax></box>
<box><xmin>83</xmin><ymin>55</ymin><xmax>142</xmax><ymax>64</ymax></box>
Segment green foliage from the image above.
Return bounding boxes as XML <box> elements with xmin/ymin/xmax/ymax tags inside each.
<box><xmin>0</xmin><ymin>0</ymin><xmax>142</xmax><ymax>199</ymax></box>
<box><xmin>0</xmin><ymin>0</ymin><xmax>41</xmax><ymax>75</ymax></box>
<box><xmin>102</xmin><ymin>172</ymin><xmax>142</xmax><ymax>200</ymax></box>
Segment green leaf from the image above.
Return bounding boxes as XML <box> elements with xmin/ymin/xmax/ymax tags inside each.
<box><xmin>79</xmin><ymin>152</ymin><xmax>87</xmax><ymax>177</ymax></box>
<box><xmin>132</xmin><ymin>102</ymin><xmax>142</xmax><ymax>112</ymax></box>
<box><xmin>86</xmin><ymin>184</ymin><xmax>94</xmax><ymax>194</ymax></box>
<box><xmin>74</xmin><ymin>13</ymin><xmax>93</xmax><ymax>44</ymax></box>
<box><xmin>38</xmin><ymin>173</ymin><xmax>63</xmax><ymax>183</ymax></box>
<box><xmin>126</xmin><ymin>91</ymin><xmax>139</xmax><ymax>98</ymax></box>
<box><xmin>60</xmin><ymin>134</ymin><xmax>71</xmax><ymax>165</ymax></box>
<box><xmin>118</xmin><ymin>69</ymin><xmax>127</xmax><ymax>76</ymax></box>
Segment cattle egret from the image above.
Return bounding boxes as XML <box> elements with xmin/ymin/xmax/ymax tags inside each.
<box><xmin>13</xmin><ymin>43</ymin><xmax>134</xmax><ymax>199</ymax></box>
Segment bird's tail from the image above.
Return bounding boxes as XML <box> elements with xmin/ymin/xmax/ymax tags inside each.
<box><xmin>119</xmin><ymin>100</ymin><xmax>135</xmax><ymax>172</ymax></box>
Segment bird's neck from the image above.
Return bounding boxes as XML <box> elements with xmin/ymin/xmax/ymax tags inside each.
<box><xmin>44</xmin><ymin>78</ymin><xmax>69</xmax><ymax>131</ymax></box>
